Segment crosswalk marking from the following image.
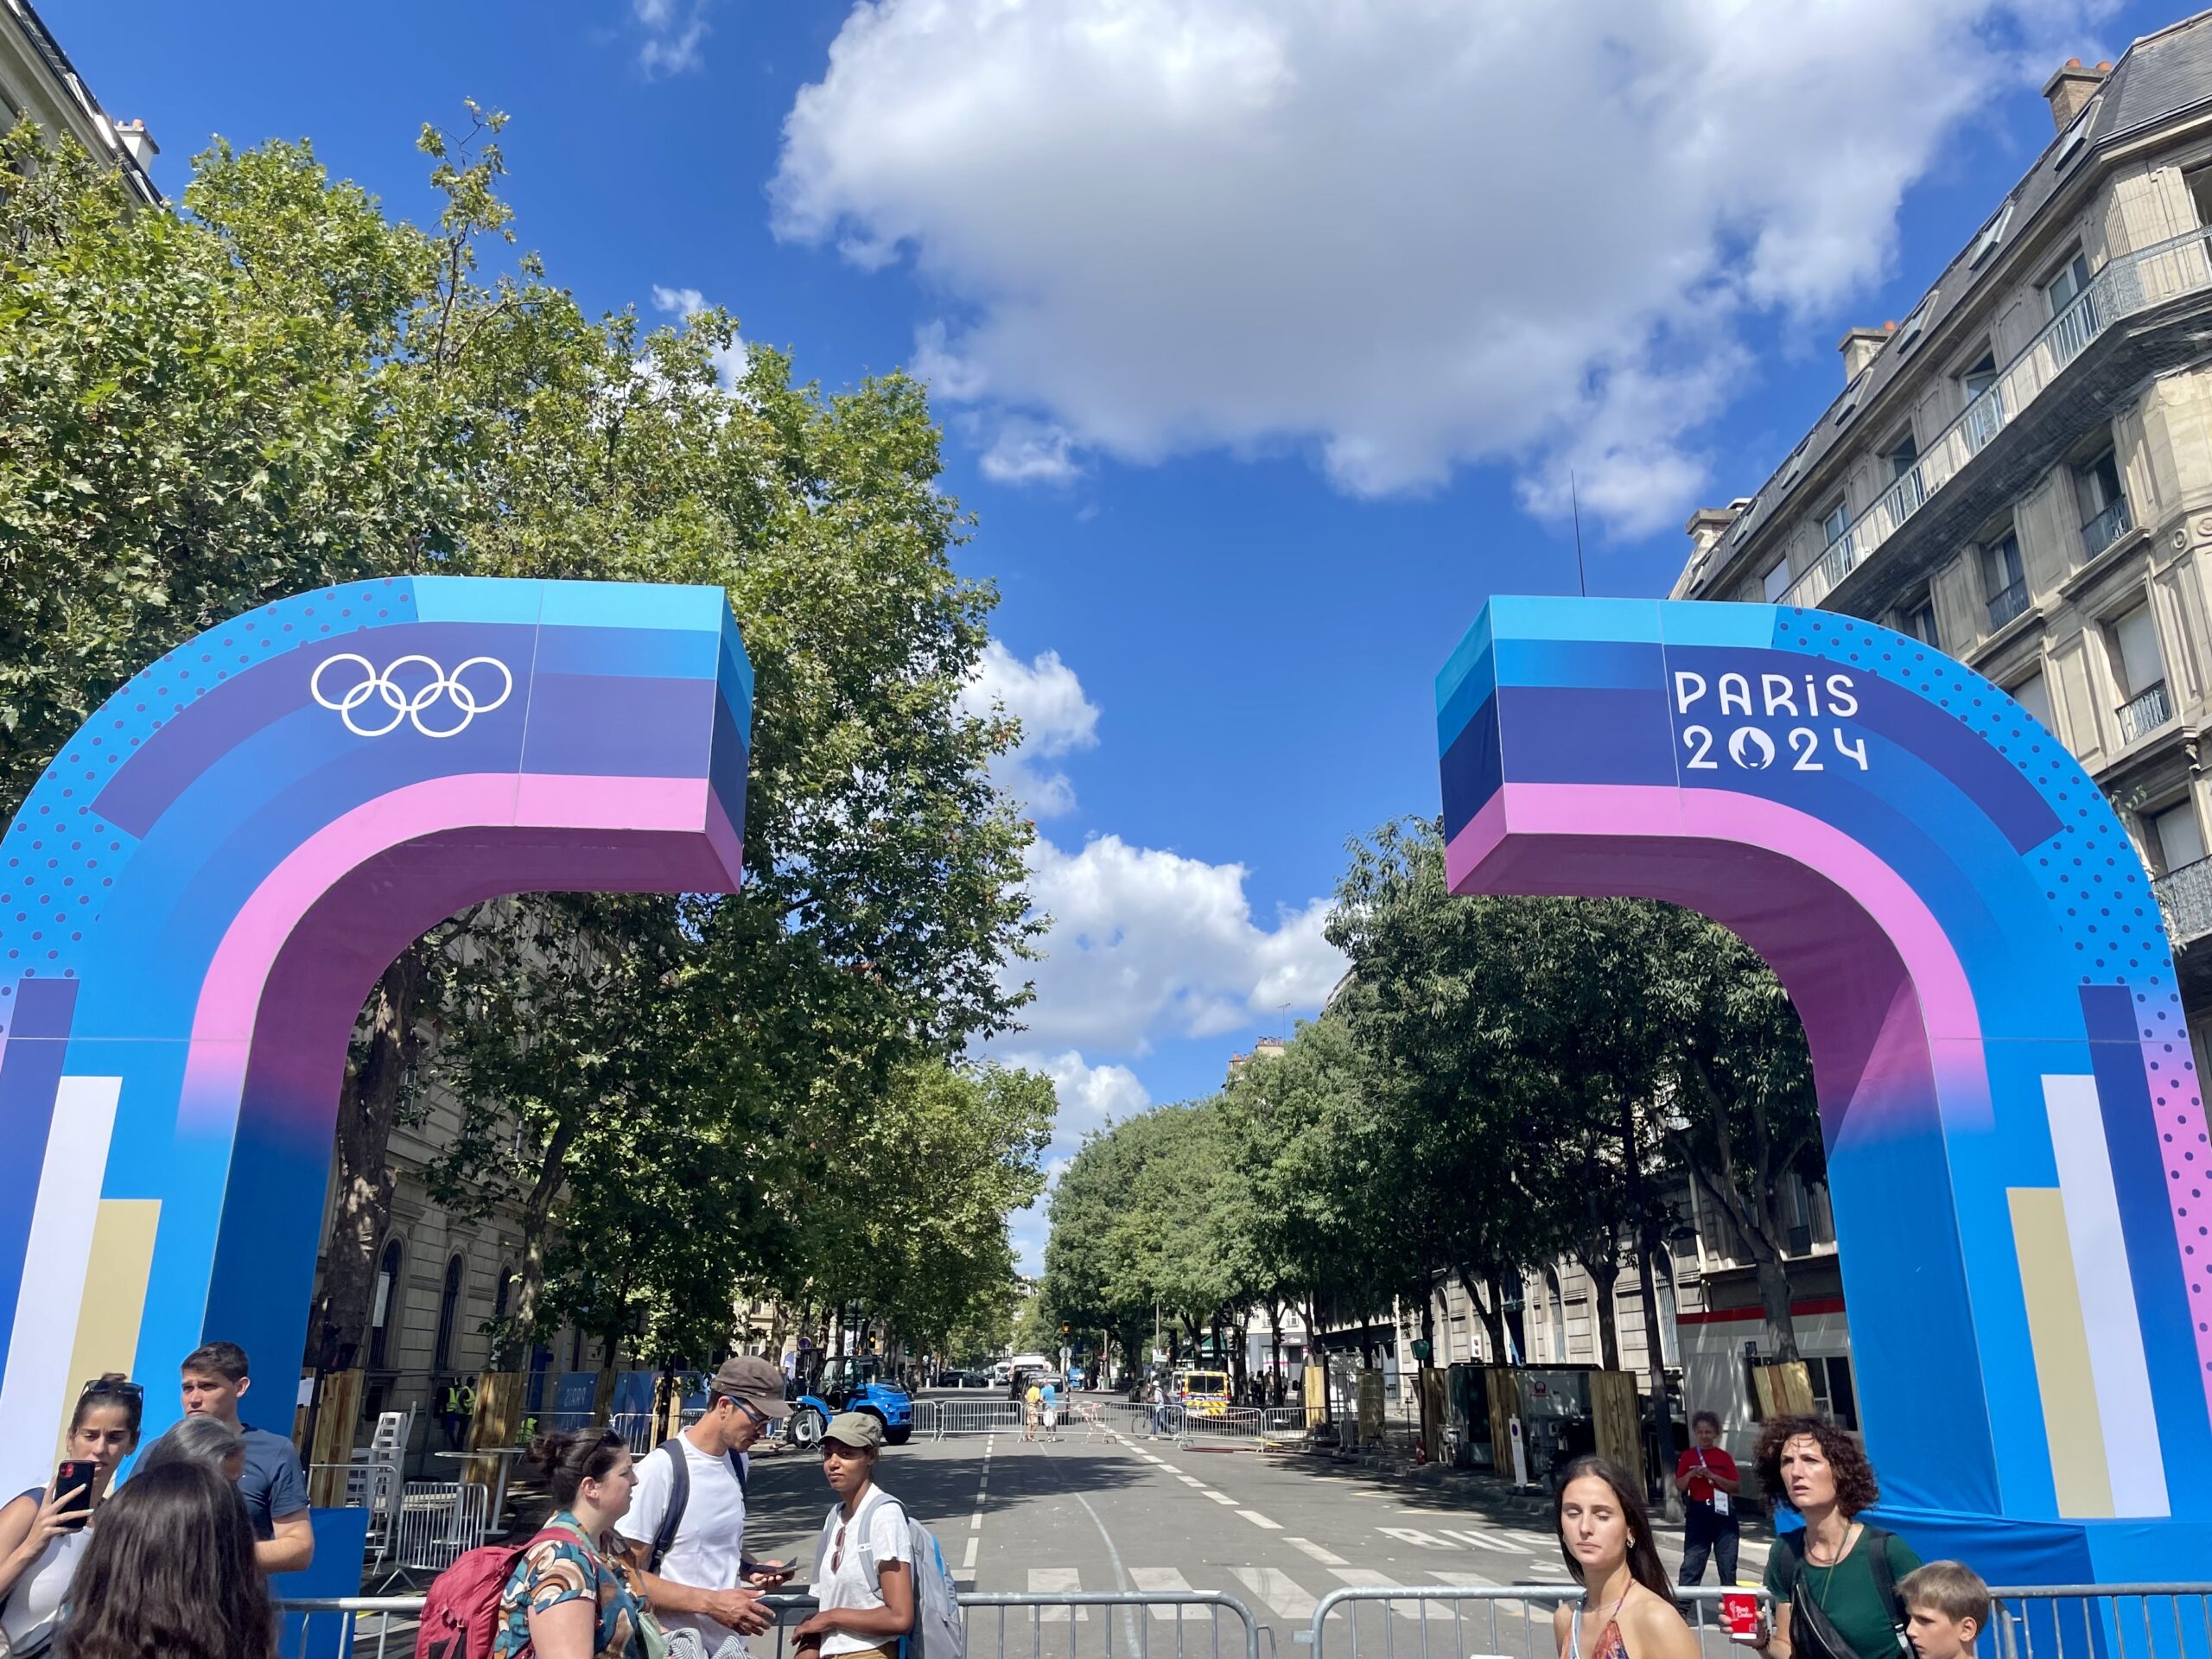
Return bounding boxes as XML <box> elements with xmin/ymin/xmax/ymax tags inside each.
<box><xmin>1233</xmin><ymin>1567</ymin><xmax>1317</xmax><ymax>1621</ymax></box>
<box><xmin>1440</xmin><ymin>1528</ymin><xmax>1524</xmax><ymax>1554</ymax></box>
<box><xmin>1286</xmin><ymin>1537</ymin><xmax>1348</xmax><ymax>1566</ymax></box>
<box><xmin>1379</xmin><ymin>1527</ymin><xmax>1455</xmax><ymax>1549</ymax></box>
<box><xmin>1131</xmin><ymin>1567</ymin><xmax>1198</xmax><ymax>1621</ymax></box>
<box><xmin>1329</xmin><ymin>1569</ymin><xmax>1457</xmax><ymax>1621</ymax></box>
<box><xmin>1027</xmin><ymin>1567</ymin><xmax>1089</xmax><ymax>1621</ymax></box>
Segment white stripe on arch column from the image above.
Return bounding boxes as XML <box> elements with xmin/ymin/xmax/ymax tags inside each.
<box><xmin>2044</xmin><ymin>1073</ymin><xmax>2169</xmax><ymax>1516</ymax></box>
<box><xmin>0</xmin><ymin>1076</ymin><xmax>122</xmax><ymax>1491</ymax></box>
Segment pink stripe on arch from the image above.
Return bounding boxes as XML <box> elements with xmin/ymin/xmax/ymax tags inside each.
<box><xmin>180</xmin><ymin>772</ymin><xmax>730</xmax><ymax>1134</ymax></box>
<box><xmin>1446</xmin><ymin>781</ymin><xmax>1983</xmax><ymax>1047</ymax></box>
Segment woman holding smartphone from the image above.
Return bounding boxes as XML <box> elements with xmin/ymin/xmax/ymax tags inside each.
<box><xmin>1549</xmin><ymin>1456</ymin><xmax>1699</xmax><ymax>1659</ymax></box>
<box><xmin>0</xmin><ymin>1374</ymin><xmax>143</xmax><ymax>1657</ymax></box>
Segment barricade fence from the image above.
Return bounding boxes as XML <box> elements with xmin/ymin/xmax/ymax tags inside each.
<box><xmin>1172</xmin><ymin>1407</ymin><xmax>1306</xmax><ymax>1451</ymax></box>
<box><xmin>274</xmin><ymin>1586</ymin><xmax>1264</xmax><ymax>1659</ymax></box>
<box><xmin>924</xmin><ymin>1396</ymin><xmax>1029</xmax><ymax>1438</ymax></box>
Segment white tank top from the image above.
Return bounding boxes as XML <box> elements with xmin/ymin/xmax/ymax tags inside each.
<box><xmin>1</xmin><ymin>1502</ymin><xmax>90</xmax><ymax>1655</ymax></box>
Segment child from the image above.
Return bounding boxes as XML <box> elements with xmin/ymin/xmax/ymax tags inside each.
<box><xmin>1897</xmin><ymin>1561</ymin><xmax>1990</xmax><ymax>1659</ymax></box>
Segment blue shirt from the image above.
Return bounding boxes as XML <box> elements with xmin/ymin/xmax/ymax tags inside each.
<box><xmin>1040</xmin><ymin>1385</ymin><xmax>1057</xmax><ymax>1407</ymax></box>
<box><xmin>238</xmin><ymin>1423</ymin><xmax>308</xmax><ymax>1540</ymax></box>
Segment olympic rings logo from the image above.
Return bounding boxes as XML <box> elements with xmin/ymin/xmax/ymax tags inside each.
<box><xmin>309</xmin><ymin>652</ymin><xmax>514</xmax><ymax>739</ymax></box>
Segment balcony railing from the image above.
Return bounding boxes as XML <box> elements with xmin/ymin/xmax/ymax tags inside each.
<box><xmin>1986</xmin><ymin>578</ymin><xmax>2029</xmax><ymax>630</ymax></box>
<box><xmin>2081</xmin><ymin>496</ymin><xmax>2133</xmax><ymax>560</ymax></box>
<box><xmin>2117</xmin><ymin>679</ymin><xmax>2173</xmax><ymax>745</ymax></box>
<box><xmin>2156</xmin><ymin>855</ymin><xmax>2212</xmax><ymax>949</ymax></box>
<box><xmin>1783</xmin><ymin>225</ymin><xmax>2212</xmax><ymax>611</ymax></box>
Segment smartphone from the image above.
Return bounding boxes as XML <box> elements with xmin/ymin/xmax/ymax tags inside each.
<box><xmin>52</xmin><ymin>1460</ymin><xmax>98</xmax><ymax>1530</ymax></box>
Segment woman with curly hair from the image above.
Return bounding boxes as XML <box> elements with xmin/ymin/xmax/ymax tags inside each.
<box><xmin>1548</xmin><ymin>1457</ymin><xmax>1699</xmax><ymax>1659</ymax></box>
<box><xmin>1751</xmin><ymin>1416</ymin><xmax>1919</xmax><ymax>1659</ymax></box>
<box><xmin>54</xmin><ymin>1459</ymin><xmax>273</xmax><ymax>1659</ymax></box>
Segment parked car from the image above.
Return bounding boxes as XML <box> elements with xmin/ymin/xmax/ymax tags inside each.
<box><xmin>785</xmin><ymin>1355</ymin><xmax>913</xmax><ymax>1446</ymax></box>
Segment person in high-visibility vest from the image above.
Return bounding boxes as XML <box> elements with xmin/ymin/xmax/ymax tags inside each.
<box><xmin>440</xmin><ymin>1377</ymin><xmax>477</xmax><ymax>1449</ymax></box>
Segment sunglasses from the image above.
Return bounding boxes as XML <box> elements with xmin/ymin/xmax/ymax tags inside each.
<box><xmin>80</xmin><ymin>1378</ymin><xmax>143</xmax><ymax>1402</ymax></box>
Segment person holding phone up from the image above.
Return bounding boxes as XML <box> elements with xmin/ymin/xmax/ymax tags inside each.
<box><xmin>0</xmin><ymin>1374</ymin><xmax>143</xmax><ymax>1657</ymax></box>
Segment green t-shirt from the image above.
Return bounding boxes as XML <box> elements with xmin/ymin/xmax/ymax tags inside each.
<box><xmin>1764</xmin><ymin>1528</ymin><xmax>1921</xmax><ymax>1659</ymax></box>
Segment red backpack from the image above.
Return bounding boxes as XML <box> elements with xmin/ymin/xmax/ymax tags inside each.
<box><xmin>414</xmin><ymin>1528</ymin><xmax>567</xmax><ymax>1659</ymax></box>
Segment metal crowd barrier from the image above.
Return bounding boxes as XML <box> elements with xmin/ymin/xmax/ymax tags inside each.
<box><xmin>1173</xmin><ymin>1407</ymin><xmax>1306</xmax><ymax>1452</ymax></box>
<box><xmin>276</xmin><ymin>1586</ymin><xmax>1264</xmax><ymax>1659</ymax></box>
<box><xmin>1303</xmin><ymin>1585</ymin><xmax>1765</xmax><ymax>1659</ymax></box>
<box><xmin>930</xmin><ymin>1397</ymin><xmax>1028</xmax><ymax>1438</ymax></box>
<box><xmin>1984</xmin><ymin>1585</ymin><xmax>2212</xmax><ymax>1659</ymax></box>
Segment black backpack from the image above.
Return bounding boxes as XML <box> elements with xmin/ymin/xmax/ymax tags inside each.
<box><xmin>645</xmin><ymin>1436</ymin><xmax>750</xmax><ymax>1575</ymax></box>
<box><xmin>1769</xmin><ymin>1526</ymin><xmax>1910</xmax><ymax>1659</ymax></box>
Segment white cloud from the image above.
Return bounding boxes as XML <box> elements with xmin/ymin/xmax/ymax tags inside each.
<box><xmin>633</xmin><ymin>0</ymin><xmax>709</xmax><ymax>76</ymax></box>
<box><xmin>649</xmin><ymin>284</ymin><xmax>748</xmax><ymax>391</ymax></box>
<box><xmin>1017</xmin><ymin>835</ymin><xmax>1343</xmax><ymax>1053</ymax></box>
<box><xmin>771</xmin><ymin>0</ymin><xmax>2101</xmax><ymax>532</ymax></box>
<box><xmin>961</xmin><ymin>639</ymin><xmax>1101</xmax><ymax>816</ymax></box>
<box><xmin>980</xmin><ymin>417</ymin><xmax>1082</xmax><ymax>487</ymax></box>
<box><xmin>1003</xmin><ymin>1049</ymin><xmax>1153</xmax><ymax>1125</ymax></box>
<box><xmin>652</xmin><ymin>284</ymin><xmax>708</xmax><ymax>316</ymax></box>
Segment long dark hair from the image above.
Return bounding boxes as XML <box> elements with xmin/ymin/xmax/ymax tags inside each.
<box><xmin>1554</xmin><ymin>1455</ymin><xmax>1675</xmax><ymax>1605</ymax></box>
<box><xmin>57</xmin><ymin>1460</ymin><xmax>273</xmax><ymax>1659</ymax></box>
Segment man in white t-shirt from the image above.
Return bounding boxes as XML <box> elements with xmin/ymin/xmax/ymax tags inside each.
<box><xmin>795</xmin><ymin>1414</ymin><xmax>913</xmax><ymax>1659</ymax></box>
<box><xmin>617</xmin><ymin>1357</ymin><xmax>794</xmax><ymax>1653</ymax></box>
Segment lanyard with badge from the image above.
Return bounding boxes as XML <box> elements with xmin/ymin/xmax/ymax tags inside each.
<box><xmin>1694</xmin><ymin>1447</ymin><xmax>1732</xmax><ymax>1516</ymax></box>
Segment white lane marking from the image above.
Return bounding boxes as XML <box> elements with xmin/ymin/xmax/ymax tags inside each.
<box><xmin>1154</xmin><ymin>1464</ymin><xmax>1181</xmax><ymax>1475</ymax></box>
<box><xmin>1177</xmin><ymin>1475</ymin><xmax>1205</xmax><ymax>1487</ymax></box>
<box><xmin>963</xmin><ymin>1535</ymin><xmax>979</xmax><ymax>1569</ymax></box>
<box><xmin>1379</xmin><ymin>1527</ymin><xmax>1455</xmax><ymax>1549</ymax></box>
<box><xmin>1440</xmin><ymin>1529</ymin><xmax>1524</xmax><ymax>1554</ymax></box>
<box><xmin>969</xmin><ymin>1511</ymin><xmax>983</xmax><ymax>1530</ymax></box>
<box><xmin>1234</xmin><ymin>1567</ymin><xmax>1318</xmax><ymax>1621</ymax></box>
<box><xmin>1329</xmin><ymin>1569</ymin><xmax>1457</xmax><ymax>1621</ymax></box>
<box><xmin>1287</xmin><ymin>1537</ymin><xmax>1348</xmax><ymax>1566</ymax></box>
<box><xmin>1202</xmin><ymin>1489</ymin><xmax>1238</xmax><ymax>1506</ymax></box>
<box><xmin>1236</xmin><ymin>1510</ymin><xmax>1281</xmax><ymax>1530</ymax></box>
<box><xmin>1029</xmin><ymin>1567</ymin><xmax>1088</xmax><ymax>1621</ymax></box>
<box><xmin>1131</xmin><ymin>1567</ymin><xmax>1197</xmax><ymax>1621</ymax></box>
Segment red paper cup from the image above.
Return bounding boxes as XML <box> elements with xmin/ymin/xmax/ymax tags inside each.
<box><xmin>1722</xmin><ymin>1595</ymin><xmax>1761</xmax><ymax>1641</ymax></box>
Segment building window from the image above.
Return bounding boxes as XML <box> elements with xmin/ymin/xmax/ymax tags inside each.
<box><xmin>2077</xmin><ymin>449</ymin><xmax>2130</xmax><ymax>558</ymax></box>
<box><xmin>493</xmin><ymin>1264</ymin><xmax>515</xmax><ymax>1322</ymax></box>
<box><xmin>1883</xmin><ymin>429</ymin><xmax>1919</xmax><ymax>480</ymax></box>
<box><xmin>2151</xmin><ymin>800</ymin><xmax>2207</xmax><ymax>874</ymax></box>
<box><xmin>1959</xmin><ymin>348</ymin><xmax>2002</xmax><ymax>451</ymax></box>
<box><xmin>368</xmin><ymin>1239</ymin><xmax>403</xmax><ymax>1370</ymax></box>
<box><xmin>2189</xmin><ymin>162</ymin><xmax>2212</xmax><ymax>229</ymax></box>
<box><xmin>1895</xmin><ymin>592</ymin><xmax>1939</xmax><ymax>649</ymax></box>
<box><xmin>2009</xmin><ymin>670</ymin><xmax>2056</xmax><ymax>734</ymax></box>
<box><xmin>1983</xmin><ymin>531</ymin><xmax>2028</xmax><ymax>629</ymax></box>
<box><xmin>1970</xmin><ymin>200</ymin><xmax>2015</xmax><ymax>266</ymax></box>
<box><xmin>1547</xmin><ymin>1269</ymin><xmax>1567</xmax><ymax>1362</ymax></box>
<box><xmin>434</xmin><ymin>1254</ymin><xmax>466</xmax><ymax>1373</ymax></box>
<box><xmin>2113</xmin><ymin>603</ymin><xmax>2172</xmax><ymax>742</ymax></box>
<box><xmin>1656</xmin><ymin>1270</ymin><xmax>1681</xmax><ymax>1369</ymax></box>
<box><xmin>1897</xmin><ymin>296</ymin><xmax>1933</xmax><ymax>353</ymax></box>
<box><xmin>1820</xmin><ymin>499</ymin><xmax>1848</xmax><ymax>546</ymax></box>
<box><xmin>1762</xmin><ymin>559</ymin><xmax>1791</xmax><ymax>603</ymax></box>
<box><xmin>2045</xmin><ymin>248</ymin><xmax>2094</xmax><ymax>316</ymax></box>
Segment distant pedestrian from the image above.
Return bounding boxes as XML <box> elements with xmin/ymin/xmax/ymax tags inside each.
<box><xmin>55</xmin><ymin>1459</ymin><xmax>274</xmax><ymax>1659</ymax></box>
<box><xmin>178</xmin><ymin>1342</ymin><xmax>311</xmax><ymax>1574</ymax></box>
<box><xmin>442</xmin><ymin>1376</ymin><xmax>479</xmax><ymax>1451</ymax></box>
<box><xmin>1750</xmin><ymin>1416</ymin><xmax>1918</xmax><ymax>1659</ymax></box>
<box><xmin>0</xmin><ymin>1374</ymin><xmax>143</xmax><ymax>1656</ymax></box>
<box><xmin>794</xmin><ymin>1414</ymin><xmax>913</xmax><ymax>1659</ymax></box>
<box><xmin>1148</xmin><ymin>1378</ymin><xmax>1167</xmax><ymax>1439</ymax></box>
<box><xmin>1551</xmin><ymin>1456</ymin><xmax>1697</xmax><ymax>1659</ymax></box>
<box><xmin>1673</xmin><ymin>1411</ymin><xmax>1741</xmax><ymax>1586</ymax></box>
<box><xmin>1039</xmin><ymin>1379</ymin><xmax>1059</xmax><ymax>1440</ymax></box>
<box><xmin>1022</xmin><ymin>1379</ymin><xmax>1042</xmax><ymax>1443</ymax></box>
<box><xmin>138</xmin><ymin>1413</ymin><xmax>247</xmax><ymax>1484</ymax></box>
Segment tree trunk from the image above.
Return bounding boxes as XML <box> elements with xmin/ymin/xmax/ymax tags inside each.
<box><xmin>504</xmin><ymin>1114</ymin><xmax>578</xmax><ymax>1368</ymax></box>
<box><xmin>1468</xmin><ymin>1270</ymin><xmax>1508</xmax><ymax>1366</ymax></box>
<box><xmin>1586</xmin><ymin>1254</ymin><xmax>1621</xmax><ymax>1370</ymax></box>
<box><xmin>1754</xmin><ymin>1249</ymin><xmax>1801</xmax><ymax>1361</ymax></box>
<box><xmin>1636</xmin><ymin>1232</ymin><xmax>1678</xmax><ymax>1515</ymax></box>
<box><xmin>310</xmin><ymin>948</ymin><xmax>431</xmax><ymax>1371</ymax></box>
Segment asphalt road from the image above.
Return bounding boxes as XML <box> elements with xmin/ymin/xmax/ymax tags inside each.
<box><xmin>738</xmin><ymin>1408</ymin><xmax>1769</xmax><ymax>1659</ymax></box>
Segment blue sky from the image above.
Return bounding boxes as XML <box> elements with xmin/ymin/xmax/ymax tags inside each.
<box><xmin>65</xmin><ymin>0</ymin><xmax>2177</xmax><ymax>1268</ymax></box>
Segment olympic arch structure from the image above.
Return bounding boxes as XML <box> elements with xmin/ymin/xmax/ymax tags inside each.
<box><xmin>0</xmin><ymin>576</ymin><xmax>749</xmax><ymax>1486</ymax></box>
<box><xmin>1440</xmin><ymin>594</ymin><xmax>2212</xmax><ymax>1580</ymax></box>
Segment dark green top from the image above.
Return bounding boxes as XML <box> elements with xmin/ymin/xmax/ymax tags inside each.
<box><xmin>1764</xmin><ymin>1527</ymin><xmax>1921</xmax><ymax>1659</ymax></box>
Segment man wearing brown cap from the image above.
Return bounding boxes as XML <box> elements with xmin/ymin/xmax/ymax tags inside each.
<box><xmin>617</xmin><ymin>1356</ymin><xmax>794</xmax><ymax>1654</ymax></box>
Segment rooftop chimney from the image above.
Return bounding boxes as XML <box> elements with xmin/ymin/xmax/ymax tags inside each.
<box><xmin>1684</xmin><ymin>505</ymin><xmax>1741</xmax><ymax>559</ymax></box>
<box><xmin>112</xmin><ymin>118</ymin><xmax>158</xmax><ymax>170</ymax></box>
<box><xmin>2043</xmin><ymin>59</ymin><xmax>2109</xmax><ymax>131</ymax></box>
<box><xmin>1838</xmin><ymin>324</ymin><xmax>1894</xmax><ymax>381</ymax></box>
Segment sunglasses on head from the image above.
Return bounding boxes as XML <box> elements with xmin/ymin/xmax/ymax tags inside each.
<box><xmin>80</xmin><ymin>1378</ymin><xmax>143</xmax><ymax>1402</ymax></box>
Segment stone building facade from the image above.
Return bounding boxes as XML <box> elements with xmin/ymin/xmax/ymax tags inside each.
<box><xmin>1675</xmin><ymin>17</ymin><xmax>2212</xmax><ymax>1076</ymax></box>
